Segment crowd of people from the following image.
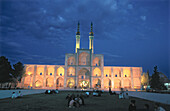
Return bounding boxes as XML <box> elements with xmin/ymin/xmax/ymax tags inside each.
<box><xmin>66</xmin><ymin>94</ymin><xmax>85</xmax><ymax>108</ymax></box>
<box><xmin>10</xmin><ymin>89</ymin><xmax>167</xmax><ymax>110</ymax></box>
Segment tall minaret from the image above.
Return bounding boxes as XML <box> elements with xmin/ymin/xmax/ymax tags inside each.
<box><xmin>89</xmin><ymin>22</ymin><xmax>94</xmax><ymax>53</ymax></box>
<box><xmin>75</xmin><ymin>22</ymin><xmax>80</xmax><ymax>53</ymax></box>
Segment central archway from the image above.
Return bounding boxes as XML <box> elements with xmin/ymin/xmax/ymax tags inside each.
<box><xmin>78</xmin><ymin>68</ymin><xmax>90</xmax><ymax>88</ymax></box>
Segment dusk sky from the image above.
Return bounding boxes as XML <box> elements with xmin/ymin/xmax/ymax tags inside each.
<box><xmin>0</xmin><ymin>0</ymin><xmax>169</xmax><ymax>78</ymax></box>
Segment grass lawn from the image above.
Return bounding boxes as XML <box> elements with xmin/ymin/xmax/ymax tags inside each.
<box><xmin>0</xmin><ymin>91</ymin><xmax>170</xmax><ymax>111</ymax></box>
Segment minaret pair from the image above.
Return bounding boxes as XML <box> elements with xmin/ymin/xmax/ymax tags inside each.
<box><xmin>75</xmin><ymin>22</ymin><xmax>94</xmax><ymax>53</ymax></box>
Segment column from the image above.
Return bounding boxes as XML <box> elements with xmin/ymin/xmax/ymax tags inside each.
<box><xmin>64</xmin><ymin>67</ymin><xmax>67</xmax><ymax>88</ymax></box>
<box><xmin>90</xmin><ymin>52</ymin><xmax>93</xmax><ymax>89</ymax></box>
<box><xmin>90</xmin><ymin>67</ymin><xmax>93</xmax><ymax>88</ymax></box>
<box><xmin>130</xmin><ymin>67</ymin><xmax>134</xmax><ymax>89</ymax></box>
<box><xmin>121</xmin><ymin>68</ymin><xmax>124</xmax><ymax>88</ymax></box>
<box><xmin>111</xmin><ymin>67</ymin><xmax>114</xmax><ymax>89</ymax></box>
<box><xmin>32</xmin><ymin>65</ymin><xmax>37</xmax><ymax>88</ymax></box>
<box><xmin>139</xmin><ymin>67</ymin><xmax>142</xmax><ymax>89</ymax></box>
<box><xmin>53</xmin><ymin>66</ymin><xmax>57</xmax><ymax>89</ymax></box>
<box><xmin>64</xmin><ymin>55</ymin><xmax>68</xmax><ymax>88</ymax></box>
<box><xmin>43</xmin><ymin>65</ymin><xmax>47</xmax><ymax>88</ymax></box>
<box><xmin>75</xmin><ymin>66</ymin><xmax>78</xmax><ymax>87</ymax></box>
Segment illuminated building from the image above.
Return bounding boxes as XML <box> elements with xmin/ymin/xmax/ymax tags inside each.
<box><xmin>21</xmin><ymin>22</ymin><xmax>142</xmax><ymax>90</ymax></box>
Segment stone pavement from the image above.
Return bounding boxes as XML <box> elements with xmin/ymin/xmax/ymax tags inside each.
<box><xmin>0</xmin><ymin>89</ymin><xmax>170</xmax><ymax>105</ymax></box>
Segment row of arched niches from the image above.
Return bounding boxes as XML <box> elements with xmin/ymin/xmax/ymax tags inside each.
<box><xmin>67</xmin><ymin>53</ymin><xmax>102</xmax><ymax>66</ymax></box>
<box><xmin>24</xmin><ymin>65</ymin><xmax>141</xmax><ymax>89</ymax></box>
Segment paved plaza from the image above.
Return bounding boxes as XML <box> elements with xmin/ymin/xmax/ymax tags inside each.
<box><xmin>0</xmin><ymin>89</ymin><xmax>170</xmax><ymax>105</ymax></box>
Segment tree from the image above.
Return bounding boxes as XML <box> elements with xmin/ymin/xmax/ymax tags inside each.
<box><xmin>0</xmin><ymin>56</ymin><xmax>12</xmax><ymax>87</ymax></box>
<box><xmin>141</xmin><ymin>72</ymin><xmax>149</xmax><ymax>86</ymax></box>
<box><xmin>12</xmin><ymin>62</ymin><xmax>25</xmax><ymax>87</ymax></box>
<box><xmin>150</xmin><ymin>66</ymin><xmax>161</xmax><ymax>90</ymax></box>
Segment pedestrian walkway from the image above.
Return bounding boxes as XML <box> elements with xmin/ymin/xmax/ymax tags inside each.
<box><xmin>0</xmin><ymin>89</ymin><xmax>46</xmax><ymax>99</ymax></box>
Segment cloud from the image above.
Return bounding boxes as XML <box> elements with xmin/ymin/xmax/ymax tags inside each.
<box><xmin>140</xmin><ymin>16</ymin><xmax>146</xmax><ymax>21</ymax></box>
<box><xmin>103</xmin><ymin>52</ymin><xmax>122</xmax><ymax>58</ymax></box>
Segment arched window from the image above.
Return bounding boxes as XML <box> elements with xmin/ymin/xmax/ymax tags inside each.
<box><xmin>115</xmin><ymin>74</ymin><xmax>117</xmax><ymax>77</ymax></box>
<box><xmin>125</xmin><ymin>75</ymin><xmax>127</xmax><ymax>77</ymax></box>
<box><xmin>40</xmin><ymin>72</ymin><xmax>42</xmax><ymax>75</ymax></box>
<box><xmin>96</xmin><ymin>74</ymin><xmax>98</xmax><ymax>77</ymax></box>
<box><xmin>81</xmin><ymin>76</ymin><xmax>84</xmax><ymax>79</ymax></box>
<box><xmin>106</xmin><ymin>74</ymin><xmax>108</xmax><ymax>77</ymax></box>
<box><xmin>50</xmin><ymin>73</ymin><xmax>52</xmax><ymax>75</ymax></box>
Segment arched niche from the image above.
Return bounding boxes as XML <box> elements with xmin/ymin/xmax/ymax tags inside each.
<box><xmin>47</xmin><ymin>67</ymin><xmax>54</xmax><ymax>76</ymax></box>
<box><xmin>93</xmin><ymin>57</ymin><xmax>101</xmax><ymax>66</ymax></box>
<box><xmin>113</xmin><ymin>68</ymin><xmax>121</xmax><ymax>77</ymax></box>
<box><xmin>26</xmin><ymin>66</ymin><xmax>34</xmax><ymax>75</ymax></box>
<box><xmin>104</xmin><ymin>78</ymin><xmax>111</xmax><ymax>88</ymax></box>
<box><xmin>123</xmin><ymin>68</ymin><xmax>131</xmax><ymax>77</ymax></box>
<box><xmin>67</xmin><ymin>78</ymin><xmax>75</xmax><ymax>88</ymax></box>
<box><xmin>114</xmin><ymin>79</ymin><xmax>121</xmax><ymax>88</ymax></box>
<box><xmin>57</xmin><ymin>66</ymin><xmax>64</xmax><ymax>76</ymax></box>
<box><xmin>46</xmin><ymin>77</ymin><xmax>54</xmax><ymax>87</ymax></box>
<box><xmin>68</xmin><ymin>56</ymin><xmax>76</xmax><ymax>65</ymax></box>
<box><xmin>104</xmin><ymin>68</ymin><xmax>111</xmax><ymax>77</ymax></box>
<box><xmin>78</xmin><ymin>68</ymin><xmax>90</xmax><ymax>88</ymax></box>
<box><xmin>67</xmin><ymin>67</ymin><xmax>75</xmax><ymax>76</ymax></box>
<box><xmin>93</xmin><ymin>68</ymin><xmax>101</xmax><ymax>77</ymax></box>
<box><xmin>93</xmin><ymin>78</ymin><xmax>101</xmax><ymax>88</ymax></box>
<box><xmin>37</xmin><ymin>67</ymin><xmax>44</xmax><ymax>75</ymax></box>
<box><xmin>56</xmin><ymin>77</ymin><xmax>64</xmax><ymax>87</ymax></box>
<box><xmin>124</xmin><ymin>79</ymin><xmax>131</xmax><ymax>88</ymax></box>
<box><xmin>79</xmin><ymin>52</ymin><xmax>90</xmax><ymax>65</ymax></box>
<box><xmin>35</xmin><ymin>76</ymin><xmax>43</xmax><ymax>88</ymax></box>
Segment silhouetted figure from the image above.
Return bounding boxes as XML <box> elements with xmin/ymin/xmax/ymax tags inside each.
<box><xmin>113</xmin><ymin>91</ymin><xmax>117</xmax><ymax>95</ymax></box>
<box><xmin>18</xmin><ymin>91</ymin><xmax>23</xmax><ymax>97</ymax></box>
<box><xmin>119</xmin><ymin>93</ymin><xmax>124</xmax><ymax>99</ymax></box>
<box><xmin>69</xmin><ymin>97</ymin><xmax>75</xmax><ymax>108</ymax></box>
<box><xmin>74</xmin><ymin>86</ymin><xmax>77</xmax><ymax>90</ymax></box>
<box><xmin>45</xmin><ymin>90</ymin><xmax>48</xmax><ymax>94</ymax></box>
<box><xmin>154</xmin><ymin>103</ymin><xmax>166</xmax><ymax>111</ymax></box>
<box><xmin>109</xmin><ymin>87</ymin><xmax>112</xmax><ymax>94</ymax></box>
<box><xmin>128</xmin><ymin>100</ymin><xmax>136</xmax><ymax>111</ymax></box>
<box><xmin>11</xmin><ymin>92</ymin><xmax>17</xmax><ymax>99</ymax></box>
<box><xmin>85</xmin><ymin>92</ymin><xmax>89</xmax><ymax>97</ymax></box>
<box><xmin>66</xmin><ymin>94</ymin><xmax>71</xmax><ymax>100</ymax></box>
<box><xmin>55</xmin><ymin>89</ymin><xmax>59</xmax><ymax>94</ymax></box>
<box><xmin>125</xmin><ymin>93</ymin><xmax>129</xmax><ymax>99</ymax></box>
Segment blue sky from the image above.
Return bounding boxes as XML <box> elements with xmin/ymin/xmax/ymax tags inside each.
<box><xmin>0</xmin><ymin>0</ymin><xmax>169</xmax><ymax>78</ymax></box>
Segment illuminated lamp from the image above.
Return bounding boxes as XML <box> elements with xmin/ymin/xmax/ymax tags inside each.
<box><xmin>28</xmin><ymin>72</ymin><xmax>31</xmax><ymax>75</ymax></box>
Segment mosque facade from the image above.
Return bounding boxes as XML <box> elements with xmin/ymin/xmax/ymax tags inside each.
<box><xmin>21</xmin><ymin>23</ymin><xmax>142</xmax><ymax>90</ymax></box>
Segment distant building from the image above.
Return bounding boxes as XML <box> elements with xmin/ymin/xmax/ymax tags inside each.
<box><xmin>20</xmin><ymin>22</ymin><xmax>142</xmax><ymax>90</ymax></box>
